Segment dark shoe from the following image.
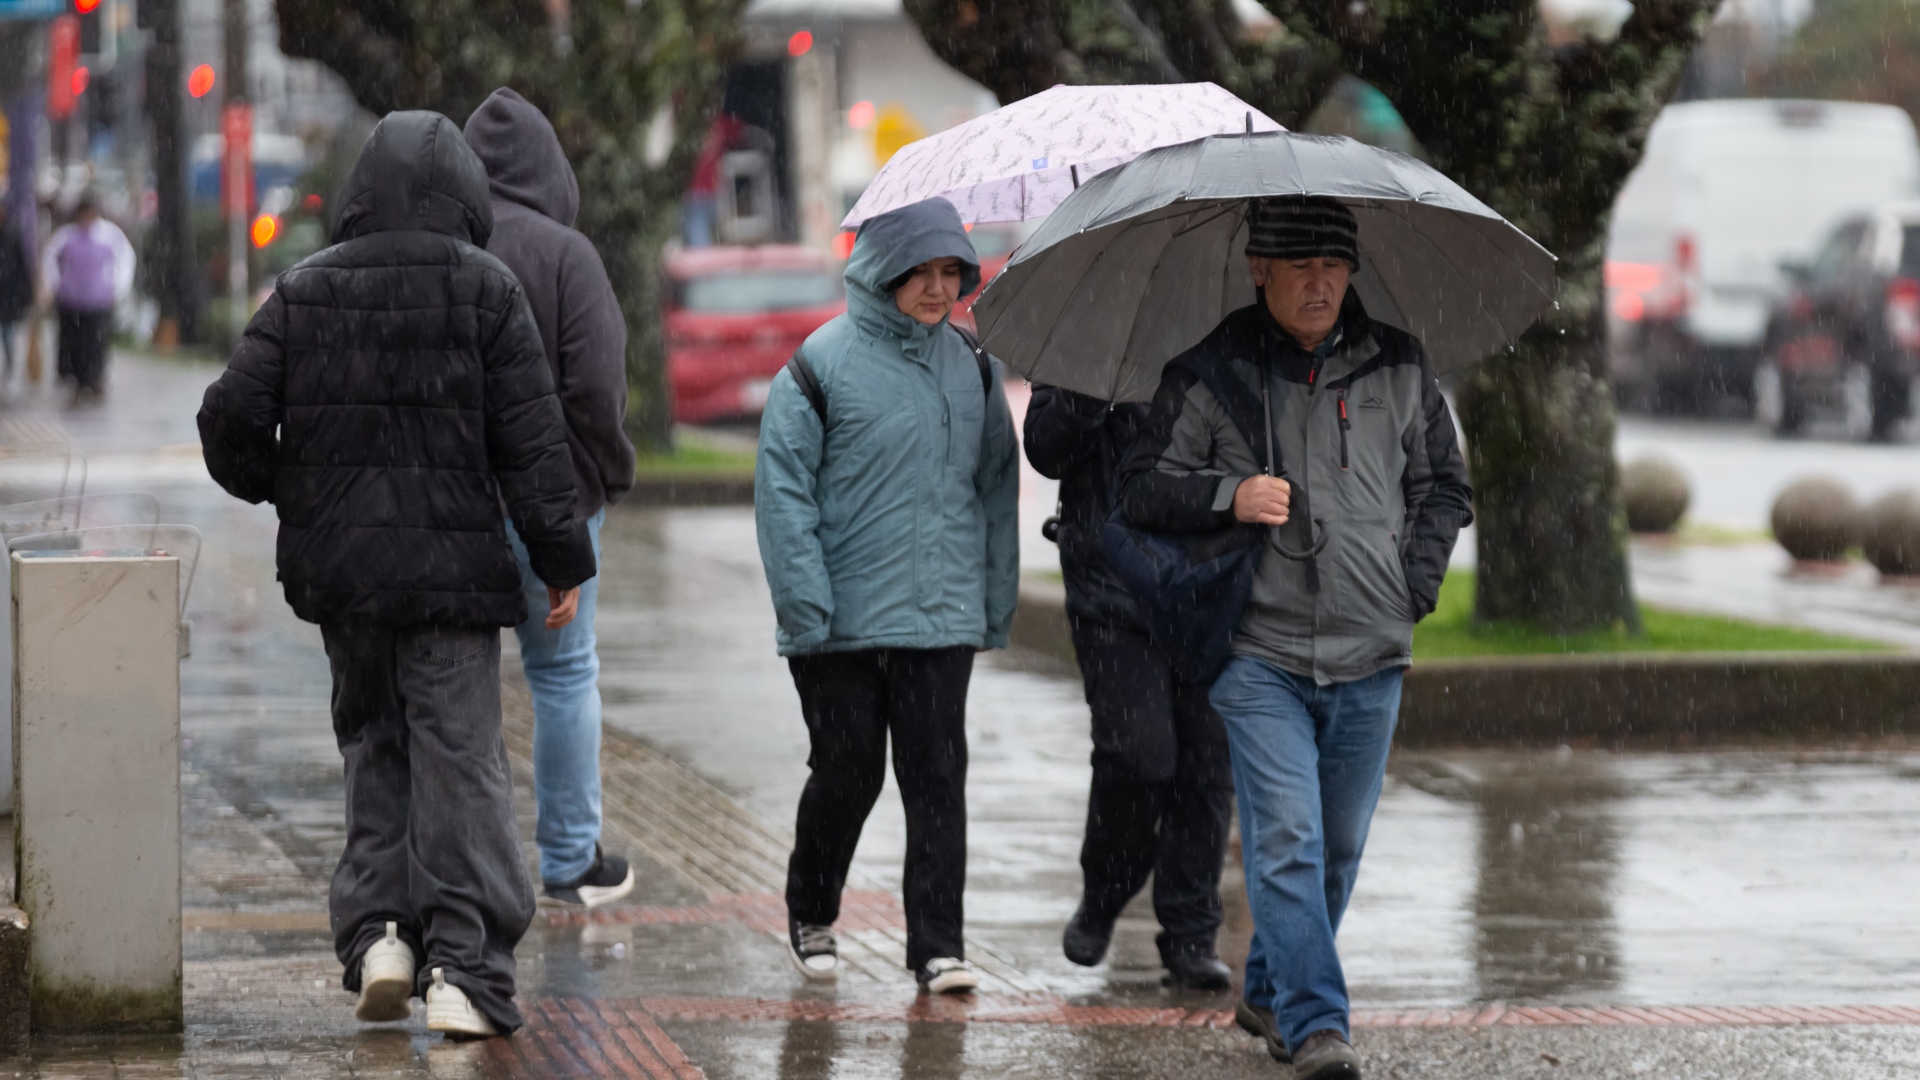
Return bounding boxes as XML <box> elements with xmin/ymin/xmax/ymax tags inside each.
<box><xmin>1062</xmin><ymin>902</ymin><xmax>1114</xmax><ymax>966</ymax></box>
<box><xmin>1234</xmin><ymin>1000</ymin><xmax>1291</xmax><ymax>1063</ymax></box>
<box><xmin>786</xmin><ymin>918</ymin><xmax>839</xmax><ymax>981</ymax></box>
<box><xmin>542</xmin><ymin>844</ymin><xmax>635</xmax><ymax>909</ymax></box>
<box><xmin>1291</xmin><ymin>1029</ymin><xmax>1360</xmax><ymax>1080</ymax></box>
<box><xmin>1160</xmin><ymin>940</ymin><xmax>1232</xmax><ymax>991</ymax></box>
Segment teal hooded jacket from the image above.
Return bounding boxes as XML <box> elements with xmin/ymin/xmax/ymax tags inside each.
<box><xmin>754</xmin><ymin>198</ymin><xmax>1020</xmax><ymax>656</ymax></box>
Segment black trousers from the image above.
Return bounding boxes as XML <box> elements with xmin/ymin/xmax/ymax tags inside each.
<box><xmin>785</xmin><ymin>646</ymin><xmax>973</xmax><ymax>972</ymax></box>
<box><xmin>56</xmin><ymin>307</ymin><xmax>111</xmax><ymax>391</ymax></box>
<box><xmin>322</xmin><ymin>622</ymin><xmax>535</xmax><ymax>1033</ymax></box>
<box><xmin>1070</xmin><ymin>618</ymin><xmax>1233</xmax><ymax>953</ymax></box>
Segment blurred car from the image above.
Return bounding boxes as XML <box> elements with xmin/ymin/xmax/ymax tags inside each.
<box><xmin>1754</xmin><ymin>204</ymin><xmax>1920</xmax><ymax>440</ymax></box>
<box><xmin>666</xmin><ymin>245</ymin><xmax>845</xmax><ymax>423</ymax></box>
<box><xmin>1606</xmin><ymin>100</ymin><xmax>1920</xmax><ymax>413</ymax></box>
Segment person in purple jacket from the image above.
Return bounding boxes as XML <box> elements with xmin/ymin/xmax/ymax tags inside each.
<box><xmin>39</xmin><ymin>193</ymin><xmax>134</xmax><ymax>405</ymax></box>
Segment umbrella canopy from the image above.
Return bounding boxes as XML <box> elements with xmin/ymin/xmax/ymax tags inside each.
<box><xmin>840</xmin><ymin>83</ymin><xmax>1283</xmax><ymax>229</ymax></box>
<box><xmin>973</xmin><ymin>131</ymin><xmax>1558</xmax><ymax>401</ymax></box>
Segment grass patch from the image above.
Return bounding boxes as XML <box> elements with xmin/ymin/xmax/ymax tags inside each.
<box><xmin>1412</xmin><ymin>569</ymin><xmax>1891</xmax><ymax>658</ymax></box>
<box><xmin>633</xmin><ymin>441</ymin><xmax>756</xmax><ymax>476</ymax></box>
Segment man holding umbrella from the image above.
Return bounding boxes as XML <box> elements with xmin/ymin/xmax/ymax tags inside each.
<box><xmin>1116</xmin><ymin>196</ymin><xmax>1473</xmax><ymax>1078</ymax></box>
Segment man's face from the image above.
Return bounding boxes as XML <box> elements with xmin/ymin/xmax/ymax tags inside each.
<box><xmin>893</xmin><ymin>257</ymin><xmax>966</xmax><ymax>326</ymax></box>
<box><xmin>1251</xmin><ymin>256</ymin><xmax>1352</xmax><ymax>348</ymax></box>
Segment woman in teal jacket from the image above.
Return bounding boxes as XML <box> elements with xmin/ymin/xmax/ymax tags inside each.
<box><xmin>754</xmin><ymin>197</ymin><xmax>1019</xmax><ymax>995</ymax></box>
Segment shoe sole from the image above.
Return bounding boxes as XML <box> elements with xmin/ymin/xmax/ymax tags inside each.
<box><xmin>786</xmin><ymin>938</ymin><xmax>839</xmax><ymax>982</ymax></box>
<box><xmin>426</xmin><ymin>1012</ymin><xmax>498</xmax><ymax>1039</ymax></box>
<box><xmin>922</xmin><ymin>971</ymin><xmax>980</xmax><ymax>995</ymax></box>
<box><xmin>577</xmin><ymin>864</ymin><xmax>637</xmax><ymax>910</ymax></box>
<box><xmin>1296</xmin><ymin>1063</ymin><xmax>1358</xmax><ymax>1080</ymax></box>
<box><xmin>355</xmin><ymin>973</ymin><xmax>413</xmax><ymax>1023</ymax></box>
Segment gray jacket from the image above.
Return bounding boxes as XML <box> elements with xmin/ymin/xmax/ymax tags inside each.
<box><xmin>1117</xmin><ymin>293</ymin><xmax>1473</xmax><ymax>685</ymax></box>
<box><xmin>464</xmin><ymin>87</ymin><xmax>636</xmax><ymax>520</ymax></box>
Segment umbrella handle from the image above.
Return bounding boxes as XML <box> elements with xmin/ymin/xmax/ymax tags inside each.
<box><xmin>1267</xmin><ymin>519</ymin><xmax>1328</xmax><ymax>561</ymax></box>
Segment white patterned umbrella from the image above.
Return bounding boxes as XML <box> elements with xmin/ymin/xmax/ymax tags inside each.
<box><xmin>840</xmin><ymin>82</ymin><xmax>1284</xmax><ymax>229</ymax></box>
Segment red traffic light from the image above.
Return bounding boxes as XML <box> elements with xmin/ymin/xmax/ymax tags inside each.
<box><xmin>74</xmin><ymin>0</ymin><xmax>101</xmax><ymax>13</ymax></box>
<box><xmin>788</xmin><ymin>30</ymin><xmax>812</xmax><ymax>56</ymax></box>
<box><xmin>188</xmin><ymin>64</ymin><xmax>215</xmax><ymax>98</ymax></box>
<box><xmin>70</xmin><ymin>66</ymin><xmax>88</xmax><ymax>98</ymax></box>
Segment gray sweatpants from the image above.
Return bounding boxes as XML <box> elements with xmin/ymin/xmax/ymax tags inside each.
<box><xmin>321</xmin><ymin>622</ymin><xmax>534</xmax><ymax>1033</ymax></box>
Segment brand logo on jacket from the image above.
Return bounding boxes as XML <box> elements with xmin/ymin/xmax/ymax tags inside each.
<box><xmin>1359</xmin><ymin>396</ymin><xmax>1386</xmax><ymax>410</ymax></box>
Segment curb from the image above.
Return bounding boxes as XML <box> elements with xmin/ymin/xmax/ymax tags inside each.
<box><xmin>1008</xmin><ymin>581</ymin><xmax>1920</xmax><ymax>747</ymax></box>
<box><xmin>627</xmin><ymin>472</ymin><xmax>754</xmax><ymax>507</ymax></box>
<box><xmin>0</xmin><ymin>903</ymin><xmax>25</xmax><ymax>1058</ymax></box>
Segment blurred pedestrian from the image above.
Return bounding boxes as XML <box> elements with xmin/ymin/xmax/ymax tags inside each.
<box><xmin>197</xmin><ymin>111</ymin><xmax>596</xmax><ymax>1040</ymax></box>
<box><xmin>464</xmin><ymin>87</ymin><xmax>639</xmax><ymax>911</ymax></box>
<box><xmin>1117</xmin><ymin>197</ymin><xmax>1472</xmax><ymax>1078</ymax></box>
<box><xmin>0</xmin><ymin>201</ymin><xmax>33</xmax><ymax>391</ymax></box>
<box><xmin>1024</xmin><ymin>387</ymin><xmax>1235</xmax><ymax>990</ymax></box>
<box><xmin>755</xmin><ymin>197</ymin><xmax>1019</xmax><ymax>996</ymax></box>
<box><xmin>40</xmin><ymin>193</ymin><xmax>134</xmax><ymax>405</ymax></box>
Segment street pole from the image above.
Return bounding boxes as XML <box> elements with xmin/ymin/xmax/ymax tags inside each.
<box><xmin>222</xmin><ymin>0</ymin><xmax>248</xmax><ymax>341</ymax></box>
<box><xmin>139</xmin><ymin>0</ymin><xmax>198</xmax><ymax>345</ymax></box>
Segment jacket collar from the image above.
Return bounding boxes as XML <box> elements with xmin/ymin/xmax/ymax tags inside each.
<box><xmin>1254</xmin><ymin>289</ymin><xmax>1380</xmax><ymax>386</ymax></box>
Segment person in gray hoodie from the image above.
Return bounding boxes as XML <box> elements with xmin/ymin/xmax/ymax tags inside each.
<box><xmin>464</xmin><ymin>88</ymin><xmax>639</xmax><ymax>909</ymax></box>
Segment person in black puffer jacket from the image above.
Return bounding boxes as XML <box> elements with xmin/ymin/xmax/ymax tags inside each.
<box><xmin>1024</xmin><ymin>388</ymin><xmax>1234</xmax><ymax>991</ymax></box>
<box><xmin>198</xmin><ymin>111</ymin><xmax>596</xmax><ymax>1039</ymax></box>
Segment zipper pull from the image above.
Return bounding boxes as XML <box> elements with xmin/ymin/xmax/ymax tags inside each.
<box><xmin>1337</xmin><ymin>390</ymin><xmax>1350</xmax><ymax>471</ymax></box>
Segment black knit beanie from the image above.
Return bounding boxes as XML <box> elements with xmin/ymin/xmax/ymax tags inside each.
<box><xmin>1245</xmin><ymin>196</ymin><xmax>1359</xmax><ymax>267</ymax></box>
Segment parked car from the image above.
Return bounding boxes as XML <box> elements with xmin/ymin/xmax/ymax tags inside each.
<box><xmin>1754</xmin><ymin>204</ymin><xmax>1920</xmax><ymax>440</ymax></box>
<box><xmin>1606</xmin><ymin>100</ymin><xmax>1920</xmax><ymax>413</ymax></box>
<box><xmin>666</xmin><ymin>245</ymin><xmax>845</xmax><ymax>424</ymax></box>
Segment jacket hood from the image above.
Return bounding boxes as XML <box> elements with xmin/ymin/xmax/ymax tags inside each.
<box><xmin>333</xmin><ymin>111</ymin><xmax>493</xmax><ymax>246</ymax></box>
<box><xmin>462</xmin><ymin>88</ymin><xmax>580</xmax><ymax>227</ymax></box>
<box><xmin>844</xmin><ymin>198</ymin><xmax>980</xmax><ymax>340</ymax></box>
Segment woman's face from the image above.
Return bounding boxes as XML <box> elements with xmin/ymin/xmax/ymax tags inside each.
<box><xmin>893</xmin><ymin>257</ymin><xmax>966</xmax><ymax>326</ymax></box>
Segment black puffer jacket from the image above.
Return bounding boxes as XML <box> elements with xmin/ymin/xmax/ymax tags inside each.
<box><xmin>1022</xmin><ymin>386</ymin><xmax>1149</xmax><ymax>631</ymax></box>
<box><xmin>198</xmin><ymin>110</ymin><xmax>596</xmax><ymax>627</ymax></box>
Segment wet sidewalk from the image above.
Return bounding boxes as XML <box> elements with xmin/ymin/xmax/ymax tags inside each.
<box><xmin>3</xmin><ymin>356</ymin><xmax>1920</xmax><ymax>1078</ymax></box>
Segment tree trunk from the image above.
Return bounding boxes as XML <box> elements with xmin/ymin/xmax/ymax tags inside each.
<box><xmin>1454</xmin><ymin>312</ymin><xmax>1639</xmax><ymax>632</ymax></box>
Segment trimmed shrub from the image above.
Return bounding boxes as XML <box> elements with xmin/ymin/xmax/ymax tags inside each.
<box><xmin>1863</xmin><ymin>490</ymin><xmax>1920</xmax><ymax>577</ymax></box>
<box><xmin>1772</xmin><ymin>477</ymin><xmax>1858</xmax><ymax>562</ymax></box>
<box><xmin>1622</xmin><ymin>456</ymin><xmax>1690</xmax><ymax>533</ymax></box>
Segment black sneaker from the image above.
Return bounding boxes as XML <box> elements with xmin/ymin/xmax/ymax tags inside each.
<box><xmin>542</xmin><ymin>844</ymin><xmax>635</xmax><ymax>909</ymax></box>
<box><xmin>1160</xmin><ymin>939</ymin><xmax>1232</xmax><ymax>991</ymax></box>
<box><xmin>916</xmin><ymin>957</ymin><xmax>980</xmax><ymax>994</ymax></box>
<box><xmin>787</xmin><ymin>919</ymin><xmax>839</xmax><ymax>981</ymax></box>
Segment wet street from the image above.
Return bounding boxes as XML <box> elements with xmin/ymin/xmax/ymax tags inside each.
<box><xmin>5</xmin><ymin>354</ymin><xmax>1920</xmax><ymax>1076</ymax></box>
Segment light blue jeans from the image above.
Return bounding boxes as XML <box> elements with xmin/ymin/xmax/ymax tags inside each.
<box><xmin>505</xmin><ymin>509</ymin><xmax>605</xmax><ymax>885</ymax></box>
<box><xmin>1210</xmin><ymin>655</ymin><xmax>1402</xmax><ymax>1053</ymax></box>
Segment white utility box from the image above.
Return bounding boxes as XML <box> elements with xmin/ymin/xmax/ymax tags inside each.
<box><xmin>11</xmin><ymin>551</ymin><xmax>181</xmax><ymax>1033</ymax></box>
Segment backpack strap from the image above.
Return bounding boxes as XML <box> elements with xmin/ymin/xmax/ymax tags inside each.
<box><xmin>785</xmin><ymin>352</ymin><xmax>829</xmax><ymax>426</ymax></box>
<box><xmin>949</xmin><ymin>323</ymin><xmax>993</xmax><ymax>399</ymax></box>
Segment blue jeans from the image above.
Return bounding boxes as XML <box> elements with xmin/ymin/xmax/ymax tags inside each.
<box><xmin>505</xmin><ymin>509</ymin><xmax>605</xmax><ymax>885</ymax></box>
<box><xmin>1209</xmin><ymin>656</ymin><xmax>1402</xmax><ymax>1052</ymax></box>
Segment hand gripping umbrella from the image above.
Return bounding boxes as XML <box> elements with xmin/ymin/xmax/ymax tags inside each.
<box><xmin>840</xmin><ymin>82</ymin><xmax>1283</xmax><ymax>228</ymax></box>
<box><xmin>972</xmin><ymin>131</ymin><xmax>1558</xmax><ymax>401</ymax></box>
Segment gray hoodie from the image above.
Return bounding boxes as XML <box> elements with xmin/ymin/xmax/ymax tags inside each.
<box><xmin>464</xmin><ymin>88</ymin><xmax>636</xmax><ymax>520</ymax></box>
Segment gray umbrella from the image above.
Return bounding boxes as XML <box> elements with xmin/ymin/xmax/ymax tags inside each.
<box><xmin>973</xmin><ymin>131</ymin><xmax>1557</xmax><ymax>401</ymax></box>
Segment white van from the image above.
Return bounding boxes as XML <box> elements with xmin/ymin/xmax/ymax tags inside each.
<box><xmin>1606</xmin><ymin>99</ymin><xmax>1920</xmax><ymax>411</ymax></box>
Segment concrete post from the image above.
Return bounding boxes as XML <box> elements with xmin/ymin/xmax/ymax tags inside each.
<box><xmin>11</xmin><ymin>552</ymin><xmax>181</xmax><ymax>1034</ymax></box>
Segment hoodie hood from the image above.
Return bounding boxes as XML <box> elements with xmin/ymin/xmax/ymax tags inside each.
<box><xmin>333</xmin><ymin>111</ymin><xmax>493</xmax><ymax>246</ymax></box>
<box><xmin>844</xmin><ymin>198</ymin><xmax>980</xmax><ymax>341</ymax></box>
<box><xmin>463</xmin><ymin>88</ymin><xmax>580</xmax><ymax>227</ymax></box>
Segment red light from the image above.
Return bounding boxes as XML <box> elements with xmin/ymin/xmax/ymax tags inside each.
<box><xmin>303</xmin><ymin>193</ymin><xmax>323</xmax><ymax>212</ymax></box>
<box><xmin>1887</xmin><ymin>277</ymin><xmax>1920</xmax><ymax>351</ymax></box>
<box><xmin>250</xmin><ymin>214</ymin><xmax>279</xmax><ymax>248</ymax></box>
<box><xmin>788</xmin><ymin>30</ymin><xmax>813</xmax><ymax>56</ymax></box>
<box><xmin>832</xmin><ymin>231</ymin><xmax>856</xmax><ymax>260</ymax></box>
<box><xmin>70</xmin><ymin>66</ymin><xmax>88</xmax><ymax>97</ymax></box>
<box><xmin>187</xmin><ymin>64</ymin><xmax>216</xmax><ymax>98</ymax></box>
<box><xmin>74</xmin><ymin>0</ymin><xmax>100</xmax><ymax>12</ymax></box>
<box><xmin>847</xmin><ymin>101</ymin><xmax>874</xmax><ymax>128</ymax></box>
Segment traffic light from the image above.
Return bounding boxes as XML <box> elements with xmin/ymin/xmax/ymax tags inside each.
<box><xmin>76</xmin><ymin>0</ymin><xmax>103</xmax><ymax>57</ymax></box>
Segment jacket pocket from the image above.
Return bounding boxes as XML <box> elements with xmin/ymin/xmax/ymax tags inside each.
<box><xmin>945</xmin><ymin>389</ymin><xmax>983</xmax><ymax>472</ymax></box>
<box><xmin>1327</xmin><ymin>518</ymin><xmax>1417</xmax><ymax>630</ymax></box>
<box><xmin>414</xmin><ymin>627</ymin><xmax>491</xmax><ymax>669</ymax></box>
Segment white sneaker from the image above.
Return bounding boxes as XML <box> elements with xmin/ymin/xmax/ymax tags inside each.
<box><xmin>425</xmin><ymin>968</ymin><xmax>499</xmax><ymax>1038</ymax></box>
<box><xmin>355</xmin><ymin>921</ymin><xmax>415</xmax><ymax>1022</ymax></box>
<box><xmin>917</xmin><ymin>957</ymin><xmax>980</xmax><ymax>995</ymax></box>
